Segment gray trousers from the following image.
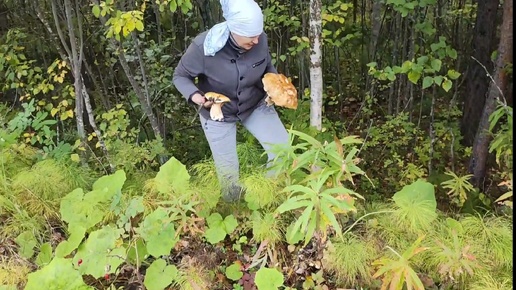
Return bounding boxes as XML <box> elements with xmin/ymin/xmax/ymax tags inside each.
<box><xmin>199</xmin><ymin>101</ymin><xmax>289</xmax><ymax>196</ymax></box>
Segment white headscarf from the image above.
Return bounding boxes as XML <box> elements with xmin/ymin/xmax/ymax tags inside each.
<box><xmin>203</xmin><ymin>0</ymin><xmax>264</xmax><ymax>56</ymax></box>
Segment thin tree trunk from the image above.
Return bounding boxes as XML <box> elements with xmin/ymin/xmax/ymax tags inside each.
<box><xmin>469</xmin><ymin>0</ymin><xmax>512</xmax><ymax>188</ymax></box>
<box><xmin>309</xmin><ymin>0</ymin><xmax>323</xmax><ymax>130</ymax></box>
<box><xmin>461</xmin><ymin>0</ymin><xmax>500</xmax><ymax>146</ymax></box>
<box><xmin>369</xmin><ymin>0</ymin><xmax>382</xmax><ymax>62</ymax></box>
<box><xmin>151</xmin><ymin>1</ymin><xmax>162</xmax><ymax>45</ymax></box>
<box><xmin>90</xmin><ymin>0</ymin><xmax>163</xmax><ymax>140</ymax></box>
<box><xmin>63</xmin><ymin>0</ymin><xmax>84</xmax><ymax>138</ymax></box>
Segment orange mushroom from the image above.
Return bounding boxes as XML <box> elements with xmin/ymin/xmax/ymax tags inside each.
<box><xmin>262</xmin><ymin>73</ymin><xmax>298</xmax><ymax>109</ymax></box>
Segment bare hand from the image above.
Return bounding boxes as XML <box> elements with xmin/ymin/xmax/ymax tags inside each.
<box><xmin>191</xmin><ymin>93</ymin><xmax>213</xmax><ymax>108</ymax></box>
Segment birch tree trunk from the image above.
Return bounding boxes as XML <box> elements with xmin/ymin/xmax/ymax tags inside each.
<box><xmin>469</xmin><ymin>0</ymin><xmax>512</xmax><ymax>188</ymax></box>
<box><xmin>308</xmin><ymin>0</ymin><xmax>323</xmax><ymax>130</ymax></box>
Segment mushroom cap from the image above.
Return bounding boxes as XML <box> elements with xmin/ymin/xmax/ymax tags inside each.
<box><xmin>262</xmin><ymin>73</ymin><xmax>298</xmax><ymax>109</ymax></box>
<box><xmin>205</xmin><ymin>92</ymin><xmax>231</xmax><ymax>104</ymax></box>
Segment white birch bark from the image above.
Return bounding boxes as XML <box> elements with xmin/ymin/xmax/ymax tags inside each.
<box><xmin>309</xmin><ymin>0</ymin><xmax>323</xmax><ymax>130</ymax></box>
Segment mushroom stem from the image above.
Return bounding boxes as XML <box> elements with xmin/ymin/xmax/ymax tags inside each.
<box><xmin>210</xmin><ymin>104</ymin><xmax>224</xmax><ymax>121</ymax></box>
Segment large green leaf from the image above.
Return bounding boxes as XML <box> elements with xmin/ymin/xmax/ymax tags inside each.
<box><xmin>74</xmin><ymin>225</ymin><xmax>125</xmax><ymax>278</ymax></box>
<box><xmin>135</xmin><ymin>207</ymin><xmax>177</xmax><ymax>257</ymax></box>
<box><xmin>276</xmin><ymin>195</ymin><xmax>312</xmax><ymax>213</ymax></box>
<box><xmin>91</xmin><ymin>170</ymin><xmax>126</xmax><ymax>201</ymax></box>
<box><xmin>255</xmin><ymin>267</ymin><xmax>284</xmax><ymax>290</ymax></box>
<box><xmin>55</xmin><ymin>226</ymin><xmax>86</xmax><ymax>258</ymax></box>
<box><xmin>60</xmin><ymin>188</ymin><xmax>106</xmax><ymax>230</ymax></box>
<box><xmin>144</xmin><ymin>259</ymin><xmax>179</xmax><ymax>290</ymax></box>
<box><xmin>15</xmin><ymin>231</ymin><xmax>36</xmax><ymax>259</ymax></box>
<box><xmin>154</xmin><ymin>156</ymin><xmax>190</xmax><ymax>195</ymax></box>
<box><xmin>392</xmin><ymin>179</ymin><xmax>437</xmax><ymax>230</ymax></box>
<box><xmin>289</xmin><ymin>129</ymin><xmax>323</xmax><ymax>148</ymax></box>
<box><xmin>25</xmin><ymin>257</ymin><xmax>93</xmax><ymax>290</ymax></box>
<box><xmin>35</xmin><ymin>242</ymin><xmax>53</xmax><ymax>267</ymax></box>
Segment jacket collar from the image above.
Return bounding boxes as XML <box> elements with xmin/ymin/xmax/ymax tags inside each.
<box><xmin>228</xmin><ymin>34</ymin><xmax>247</xmax><ymax>54</ymax></box>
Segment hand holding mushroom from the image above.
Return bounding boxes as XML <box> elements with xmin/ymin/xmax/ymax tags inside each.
<box><xmin>262</xmin><ymin>73</ymin><xmax>298</xmax><ymax>109</ymax></box>
<box><xmin>204</xmin><ymin>92</ymin><xmax>231</xmax><ymax>121</ymax></box>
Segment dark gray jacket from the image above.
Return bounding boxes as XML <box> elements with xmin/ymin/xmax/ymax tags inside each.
<box><xmin>173</xmin><ymin>31</ymin><xmax>277</xmax><ymax>122</ymax></box>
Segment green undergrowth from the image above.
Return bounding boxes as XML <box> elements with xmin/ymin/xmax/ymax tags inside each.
<box><xmin>0</xmin><ymin>139</ymin><xmax>512</xmax><ymax>290</ymax></box>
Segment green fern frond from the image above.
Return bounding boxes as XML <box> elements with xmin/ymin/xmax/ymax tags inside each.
<box><xmin>460</xmin><ymin>214</ymin><xmax>513</xmax><ymax>269</ymax></box>
<box><xmin>190</xmin><ymin>160</ymin><xmax>220</xmax><ymax>189</ymax></box>
<box><xmin>123</xmin><ymin>171</ymin><xmax>156</xmax><ymax>196</ymax></box>
<box><xmin>418</xmin><ymin>217</ymin><xmax>481</xmax><ymax>285</ymax></box>
<box><xmin>469</xmin><ymin>270</ymin><xmax>513</xmax><ymax>290</ymax></box>
<box><xmin>362</xmin><ymin>202</ymin><xmax>414</xmax><ymax>251</ymax></box>
<box><xmin>0</xmin><ymin>256</ymin><xmax>31</xmax><ymax>288</ymax></box>
<box><xmin>323</xmin><ymin>234</ymin><xmax>378</xmax><ymax>287</ymax></box>
<box><xmin>176</xmin><ymin>257</ymin><xmax>213</xmax><ymax>290</ymax></box>
<box><xmin>10</xmin><ymin>159</ymin><xmax>93</xmax><ymax>217</ymax></box>
<box><xmin>0</xmin><ymin>145</ymin><xmax>39</xmax><ymax>179</ymax></box>
<box><xmin>242</xmin><ymin>173</ymin><xmax>285</xmax><ymax>210</ymax></box>
<box><xmin>236</xmin><ymin>142</ymin><xmax>266</xmax><ymax>175</ymax></box>
<box><xmin>251</xmin><ymin>210</ymin><xmax>283</xmax><ymax>244</ymax></box>
<box><xmin>0</xmin><ymin>191</ymin><xmax>46</xmax><ymax>239</ymax></box>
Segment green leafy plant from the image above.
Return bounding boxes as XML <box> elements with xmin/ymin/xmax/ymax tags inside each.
<box><xmin>254</xmin><ymin>267</ymin><xmax>284</xmax><ymax>290</ymax></box>
<box><xmin>277</xmin><ymin>168</ymin><xmax>360</xmax><ymax>246</ymax></box>
<box><xmin>225</xmin><ymin>261</ymin><xmax>244</xmax><ymax>281</ymax></box>
<box><xmin>269</xmin><ymin>129</ymin><xmax>367</xmax><ymax>186</ymax></box>
<box><xmin>204</xmin><ymin>213</ymin><xmax>238</xmax><ymax>244</ymax></box>
<box><xmin>488</xmin><ymin>104</ymin><xmax>513</xmax><ymax>170</ymax></box>
<box><xmin>441</xmin><ymin>170</ymin><xmax>474</xmax><ymax>207</ymax></box>
<box><xmin>392</xmin><ymin>179</ymin><xmax>438</xmax><ymax>233</ymax></box>
<box><xmin>25</xmin><ymin>258</ymin><xmax>93</xmax><ymax>290</ymax></box>
<box><xmin>144</xmin><ymin>259</ymin><xmax>180</xmax><ymax>290</ymax></box>
<box><xmin>425</xmin><ymin>218</ymin><xmax>479</xmax><ymax>287</ymax></box>
<box><xmin>23</xmin><ymin>157</ymin><xmax>196</xmax><ymax>289</ymax></box>
<box><xmin>372</xmin><ymin>235</ymin><xmax>428</xmax><ymax>290</ymax></box>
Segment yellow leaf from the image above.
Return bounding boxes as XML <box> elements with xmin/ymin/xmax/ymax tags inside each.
<box><xmin>95</xmin><ymin>142</ymin><xmax>101</xmax><ymax>148</ymax></box>
<box><xmin>54</xmin><ymin>76</ymin><xmax>63</xmax><ymax>83</ymax></box>
<box><xmin>62</xmin><ymin>100</ymin><xmax>69</xmax><ymax>107</ymax></box>
<box><xmin>60</xmin><ymin>113</ymin><xmax>68</xmax><ymax>121</ymax></box>
<box><xmin>70</xmin><ymin>154</ymin><xmax>81</xmax><ymax>163</ymax></box>
<box><xmin>125</xmin><ymin>20</ymin><xmax>135</xmax><ymax>32</ymax></box>
<box><xmin>51</xmin><ymin>108</ymin><xmax>59</xmax><ymax>117</ymax></box>
<box><xmin>66</xmin><ymin>109</ymin><xmax>74</xmax><ymax>118</ymax></box>
<box><xmin>135</xmin><ymin>20</ymin><xmax>144</xmax><ymax>31</ymax></box>
<box><xmin>38</xmin><ymin>100</ymin><xmax>46</xmax><ymax>106</ymax></box>
<box><xmin>122</xmin><ymin>26</ymin><xmax>130</xmax><ymax>37</ymax></box>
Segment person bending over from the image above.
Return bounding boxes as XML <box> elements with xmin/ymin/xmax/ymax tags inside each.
<box><xmin>173</xmin><ymin>0</ymin><xmax>289</xmax><ymax>202</ymax></box>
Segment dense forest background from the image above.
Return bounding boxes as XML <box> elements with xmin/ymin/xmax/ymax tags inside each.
<box><xmin>0</xmin><ymin>0</ymin><xmax>513</xmax><ymax>289</ymax></box>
